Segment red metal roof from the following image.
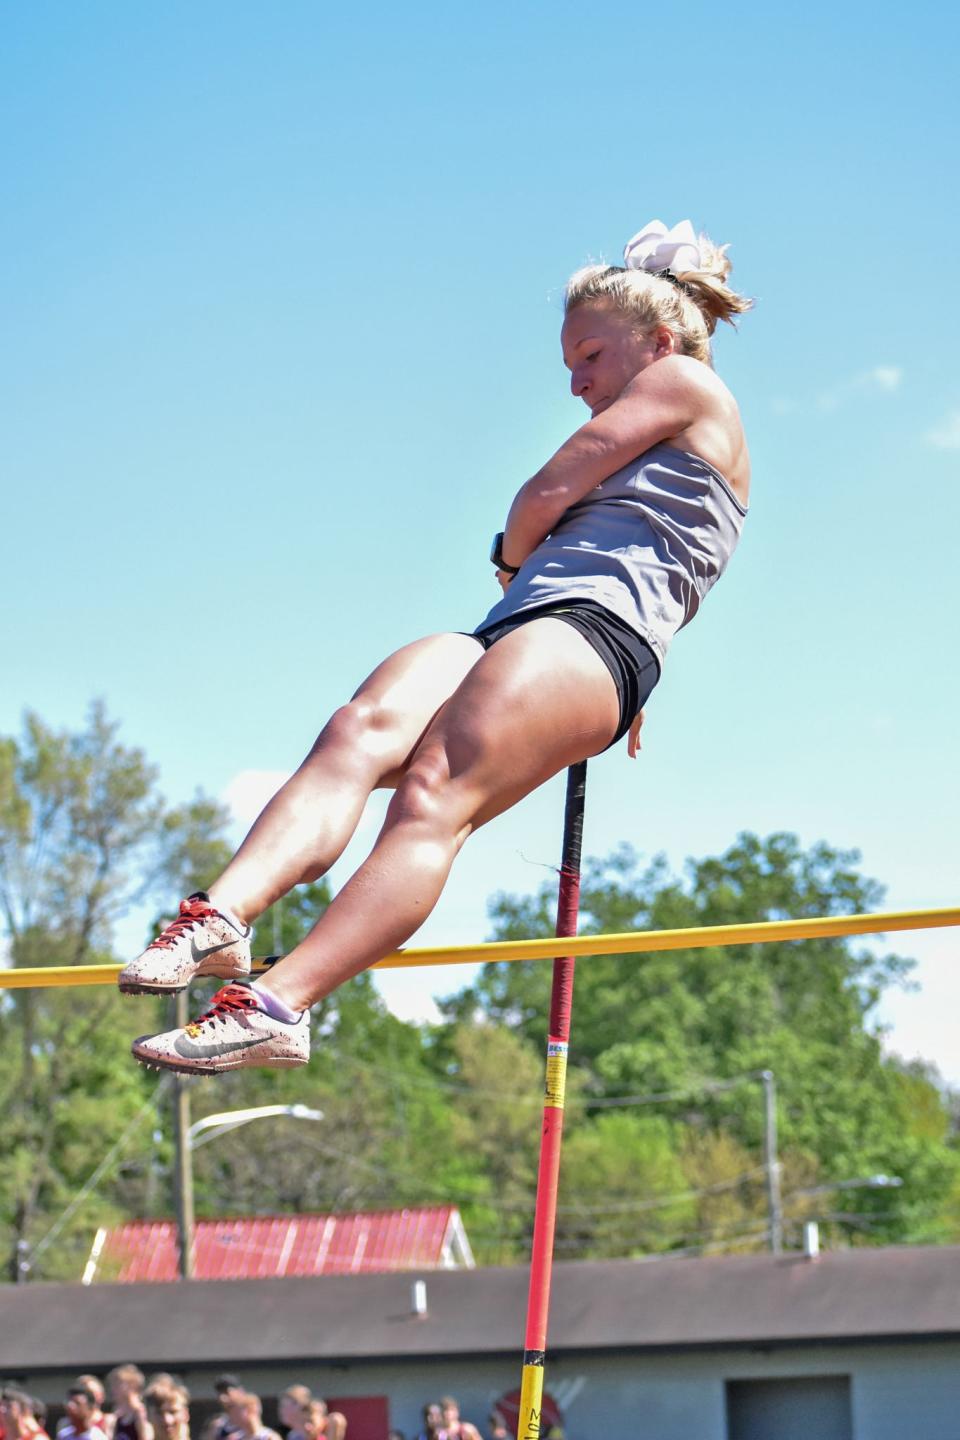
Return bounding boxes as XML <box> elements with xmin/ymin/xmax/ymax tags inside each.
<box><xmin>91</xmin><ymin>1206</ymin><xmax>469</xmax><ymax>1283</ymax></box>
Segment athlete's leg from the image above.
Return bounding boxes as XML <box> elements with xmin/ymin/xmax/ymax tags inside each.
<box><xmin>257</xmin><ymin>618</ymin><xmax>620</xmax><ymax>1010</ymax></box>
<box><xmin>207</xmin><ymin>632</ymin><xmax>485</xmax><ymax>923</ymax></box>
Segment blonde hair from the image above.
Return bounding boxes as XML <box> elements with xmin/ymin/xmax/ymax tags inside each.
<box><xmin>281</xmin><ymin>1387</ymin><xmax>313</xmax><ymax>1408</ymax></box>
<box><xmin>564</xmin><ymin>229</ymin><xmax>751</xmax><ymax>366</ymax></box>
<box><xmin>144</xmin><ymin>1382</ymin><xmax>190</xmax><ymax>1426</ymax></box>
<box><xmin>108</xmin><ymin>1367</ymin><xmax>145</xmax><ymax>1393</ymax></box>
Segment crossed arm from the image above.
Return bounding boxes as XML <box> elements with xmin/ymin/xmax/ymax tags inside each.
<box><xmin>491</xmin><ymin>361</ymin><xmax>700</xmax><ymax>756</ymax></box>
<box><xmin>499</xmin><ymin>354</ymin><xmax>701</xmax><ymax>570</ymax></box>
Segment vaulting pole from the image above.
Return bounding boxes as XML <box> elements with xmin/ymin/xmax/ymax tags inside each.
<box><xmin>517</xmin><ymin>760</ymin><xmax>587</xmax><ymax>1440</ymax></box>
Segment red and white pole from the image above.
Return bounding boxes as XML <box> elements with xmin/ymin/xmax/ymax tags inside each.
<box><xmin>517</xmin><ymin>760</ymin><xmax>587</xmax><ymax>1439</ymax></box>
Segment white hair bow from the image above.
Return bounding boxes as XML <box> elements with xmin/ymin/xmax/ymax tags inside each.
<box><xmin>623</xmin><ymin>219</ymin><xmax>702</xmax><ymax>275</ymax></box>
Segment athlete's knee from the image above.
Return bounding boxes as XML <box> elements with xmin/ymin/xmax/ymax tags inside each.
<box><xmin>389</xmin><ymin>738</ymin><xmax>485</xmax><ymax>842</ymax></box>
<box><xmin>308</xmin><ymin>697</ymin><xmax>403</xmax><ymax>766</ymax></box>
<box><xmin>390</xmin><ymin>744</ymin><xmax>455</xmax><ymax>826</ymax></box>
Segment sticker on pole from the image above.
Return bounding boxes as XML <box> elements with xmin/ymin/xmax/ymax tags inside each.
<box><xmin>544</xmin><ymin>1040</ymin><xmax>568</xmax><ymax>1109</ymax></box>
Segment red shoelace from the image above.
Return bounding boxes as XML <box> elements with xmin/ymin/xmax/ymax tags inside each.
<box><xmin>187</xmin><ymin>983</ymin><xmax>261</xmax><ymax>1034</ymax></box>
<box><xmin>149</xmin><ymin>897</ymin><xmax>216</xmax><ymax>950</ymax></box>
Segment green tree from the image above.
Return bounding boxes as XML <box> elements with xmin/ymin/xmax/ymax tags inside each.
<box><xmin>677</xmin><ymin>1128</ymin><xmax>773</xmax><ymax>1255</ymax></box>
<box><xmin>188</xmin><ymin>884</ymin><xmax>478</xmax><ymax>1233</ymax></box>
<box><xmin>251</xmin><ymin>879</ymin><xmax>333</xmax><ymax>963</ymax></box>
<box><xmin>557</xmin><ymin>1113</ymin><xmax>694</xmax><ymax>1258</ymax></box>
<box><xmin>0</xmin><ymin>705</ymin><xmax>233</xmax><ymax>1281</ymax></box>
<box><xmin>446</xmin><ymin>832</ymin><xmax>959</xmax><ymax>1253</ymax></box>
<box><xmin>437</xmin><ymin>1020</ymin><xmax>544</xmax><ymax>1264</ymax></box>
<box><xmin>6</xmin><ymin>718</ymin><xmax>957</xmax><ymax>1280</ymax></box>
<box><xmin>154</xmin><ymin>792</ymin><xmax>235</xmax><ymax>900</ymax></box>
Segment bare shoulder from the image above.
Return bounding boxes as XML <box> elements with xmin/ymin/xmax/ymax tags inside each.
<box><xmin>621</xmin><ymin>353</ymin><xmax>736</xmax><ymax>418</ymax></box>
<box><xmin>660</xmin><ymin>353</ymin><xmax>737</xmax><ymax>406</ymax></box>
<box><xmin>657</xmin><ymin>356</ymin><xmax>749</xmax><ymax>503</ymax></box>
<box><xmin>622</xmin><ymin>352</ymin><xmax>705</xmax><ymax>399</ymax></box>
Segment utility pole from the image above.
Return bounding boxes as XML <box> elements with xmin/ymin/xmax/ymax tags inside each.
<box><xmin>762</xmin><ymin>1069</ymin><xmax>783</xmax><ymax>1254</ymax></box>
<box><xmin>171</xmin><ymin>992</ymin><xmax>195</xmax><ymax>1280</ymax></box>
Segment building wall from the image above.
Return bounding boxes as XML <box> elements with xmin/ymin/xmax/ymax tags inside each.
<box><xmin>18</xmin><ymin>1341</ymin><xmax>960</xmax><ymax>1440</ymax></box>
<box><xmin>571</xmin><ymin>1345</ymin><xmax>960</xmax><ymax>1440</ymax></box>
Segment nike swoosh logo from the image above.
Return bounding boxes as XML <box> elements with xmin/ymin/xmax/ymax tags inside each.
<box><xmin>173</xmin><ymin>1033</ymin><xmax>266</xmax><ymax>1060</ymax></box>
<box><xmin>191</xmin><ymin>937</ymin><xmax>241</xmax><ymax>962</ymax></box>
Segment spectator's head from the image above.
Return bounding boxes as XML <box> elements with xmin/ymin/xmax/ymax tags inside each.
<box><xmin>213</xmin><ymin>1378</ymin><xmax>241</xmax><ymax>1404</ymax></box>
<box><xmin>235</xmin><ymin>1393</ymin><xmax>266</xmax><ymax>1435</ymax></box>
<box><xmin>107</xmin><ymin>1367</ymin><xmax>145</xmax><ymax>1412</ymax></box>
<box><xmin>214</xmin><ymin>1379</ymin><xmax>246</xmax><ymax>1423</ymax></box>
<box><xmin>75</xmin><ymin>1380</ymin><xmax>105</xmax><ymax>1414</ymax></box>
<box><xmin>278</xmin><ymin>1387</ymin><xmax>313</xmax><ymax>1432</ymax></box>
<box><xmin>487</xmin><ymin>1413</ymin><xmax>509</xmax><ymax>1440</ymax></box>
<box><xmin>421</xmin><ymin>1404</ymin><xmax>443</xmax><ymax>1440</ymax></box>
<box><xmin>144</xmin><ymin>1384</ymin><xmax>189</xmax><ymax>1440</ymax></box>
<box><xmin>440</xmin><ymin>1398</ymin><xmax>461</xmax><ymax>1430</ymax></box>
<box><xmin>31</xmin><ymin>1398</ymin><xmax>48</xmax><ymax>1431</ymax></box>
<box><xmin>65</xmin><ymin>1388</ymin><xmax>97</xmax><ymax>1431</ymax></box>
<box><xmin>224</xmin><ymin>1396</ymin><xmax>249</xmax><ymax>1427</ymax></box>
<box><xmin>213</xmin><ymin>1378</ymin><xmax>243</xmax><ymax>1405</ymax></box>
<box><xmin>1</xmin><ymin>1388</ymin><xmax>33</xmax><ymax>1436</ymax></box>
<box><xmin>300</xmin><ymin>1403</ymin><xmax>329</xmax><ymax>1440</ymax></box>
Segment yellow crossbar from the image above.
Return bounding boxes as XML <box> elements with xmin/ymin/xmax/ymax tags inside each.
<box><xmin>2</xmin><ymin>905</ymin><xmax>958</xmax><ymax>990</ymax></box>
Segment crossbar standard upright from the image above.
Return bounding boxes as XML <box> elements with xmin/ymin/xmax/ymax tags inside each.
<box><xmin>517</xmin><ymin>760</ymin><xmax>587</xmax><ymax>1439</ymax></box>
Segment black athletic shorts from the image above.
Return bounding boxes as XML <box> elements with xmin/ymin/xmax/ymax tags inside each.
<box><xmin>472</xmin><ymin>598</ymin><xmax>660</xmax><ymax>749</ymax></box>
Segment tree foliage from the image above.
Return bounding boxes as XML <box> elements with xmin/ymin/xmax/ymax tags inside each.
<box><xmin>0</xmin><ymin>705</ymin><xmax>234</xmax><ymax>1281</ymax></box>
<box><xmin>1</xmin><ymin>706</ymin><xmax>957</xmax><ymax>1282</ymax></box>
<box><xmin>446</xmin><ymin>833</ymin><xmax>959</xmax><ymax>1253</ymax></box>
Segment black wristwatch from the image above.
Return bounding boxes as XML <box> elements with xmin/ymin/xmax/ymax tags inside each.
<box><xmin>490</xmin><ymin>532</ymin><xmax>521</xmax><ymax>574</ymax></box>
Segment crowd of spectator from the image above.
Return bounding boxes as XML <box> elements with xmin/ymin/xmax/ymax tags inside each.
<box><xmin>0</xmin><ymin>1372</ymin><xmax>528</xmax><ymax>1440</ymax></box>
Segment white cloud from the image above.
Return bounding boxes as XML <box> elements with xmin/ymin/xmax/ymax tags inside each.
<box><xmin>925</xmin><ymin>408</ymin><xmax>960</xmax><ymax>451</ymax></box>
<box><xmin>221</xmin><ymin>768</ymin><xmax>387</xmax><ymax>847</ymax></box>
<box><xmin>816</xmin><ymin>365</ymin><xmax>903</xmax><ymax>413</ymax></box>
<box><xmin>875</xmin><ymin>929</ymin><xmax>960</xmax><ymax>1087</ymax></box>
<box><xmin>221</xmin><ymin>768</ymin><xmax>292</xmax><ymax>832</ymax></box>
<box><xmin>374</xmin><ymin>969</ymin><xmax>446</xmax><ymax>1023</ymax></box>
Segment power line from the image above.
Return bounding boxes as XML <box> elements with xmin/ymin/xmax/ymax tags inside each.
<box><xmin>200</xmin><ymin>1126</ymin><xmax>768</xmax><ymax>1220</ymax></box>
<box><xmin>642</xmin><ymin>1229</ymin><xmax>773</xmax><ymax>1260</ymax></box>
<box><xmin>554</xmin><ymin>1168</ymin><xmax>768</xmax><ymax>1218</ymax></box>
<box><xmin>331</xmin><ymin>1046</ymin><xmax>768</xmax><ymax>1111</ymax></box>
<box><xmin>551</xmin><ymin>1215</ymin><xmax>773</xmax><ymax>1250</ymax></box>
<box><xmin>583</xmin><ymin>1072</ymin><xmax>768</xmax><ymax>1109</ymax></box>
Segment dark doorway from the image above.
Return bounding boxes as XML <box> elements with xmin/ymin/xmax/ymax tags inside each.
<box><xmin>726</xmin><ymin>1374</ymin><xmax>852</xmax><ymax>1440</ymax></box>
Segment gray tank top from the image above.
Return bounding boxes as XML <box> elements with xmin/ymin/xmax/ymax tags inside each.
<box><xmin>479</xmin><ymin>443</ymin><xmax>747</xmax><ymax>667</ymax></box>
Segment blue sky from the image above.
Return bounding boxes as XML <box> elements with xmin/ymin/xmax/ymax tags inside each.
<box><xmin>3</xmin><ymin>2</ymin><xmax>959</xmax><ymax>1076</ymax></box>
